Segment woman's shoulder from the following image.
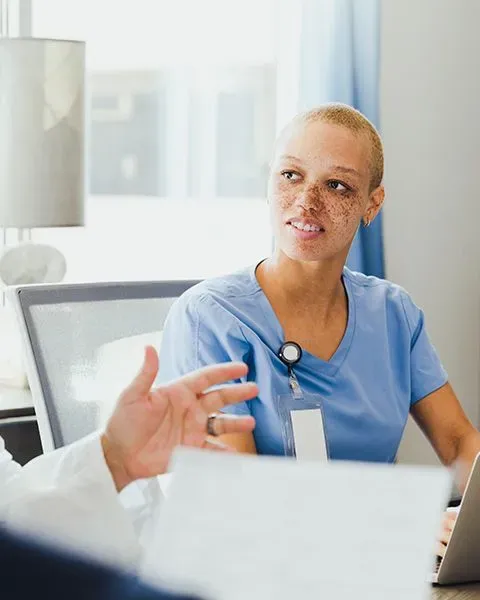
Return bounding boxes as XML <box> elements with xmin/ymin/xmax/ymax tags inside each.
<box><xmin>172</xmin><ymin>265</ymin><xmax>261</xmax><ymax>313</ymax></box>
<box><xmin>344</xmin><ymin>267</ymin><xmax>409</xmax><ymax>298</ymax></box>
<box><xmin>344</xmin><ymin>268</ymin><xmax>421</xmax><ymax>328</ymax></box>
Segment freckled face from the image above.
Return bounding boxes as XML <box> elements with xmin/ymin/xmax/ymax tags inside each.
<box><xmin>268</xmin><ymin>120</ymin><xmax>375</xmax><ymax>262</ymax></box>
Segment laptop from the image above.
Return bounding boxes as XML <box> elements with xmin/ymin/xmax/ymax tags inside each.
<box><xmin>432</xmin><ymin>452</ymin><xmax>480</xmax><ymax>584</ymax></box>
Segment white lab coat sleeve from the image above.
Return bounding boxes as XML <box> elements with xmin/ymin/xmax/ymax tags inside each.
<box><xmin>0</xmin><ymin>433</ymin><xmax>164</xmax><ymax>571</ymax></box>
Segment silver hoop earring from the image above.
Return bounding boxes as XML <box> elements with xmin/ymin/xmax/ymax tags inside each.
<box><xmin>363</xmin><ymin>218</ymin><xmax>371</xmax><ymax>228</ymax></box>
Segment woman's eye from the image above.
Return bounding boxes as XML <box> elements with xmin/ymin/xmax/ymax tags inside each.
<box><xmin>327</xmin><ymin>180</ymin><xmax>349</xmax><ymax>192</ymax></box>
<box><xmin>281</xmin><ymin>171</ymin><xmax>301</xmax><ymax>181</ymax></box>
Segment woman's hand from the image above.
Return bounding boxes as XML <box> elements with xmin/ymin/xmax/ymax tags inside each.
<box><xmin>437</xmin><ymin>508</ymin><xmax>458</xmax><ymax>557</ymax></box>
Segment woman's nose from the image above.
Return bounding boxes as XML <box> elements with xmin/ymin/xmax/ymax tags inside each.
<box><xmin>296</xmin><ymin>185</ymin><xmax>324</xmax><ymax>211</ymax></box>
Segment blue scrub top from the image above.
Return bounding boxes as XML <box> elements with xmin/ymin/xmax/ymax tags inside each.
<box><xmin>158</xmin><ymin>264</ymin><xmax>448</xmax><ymax>463</ymax></box>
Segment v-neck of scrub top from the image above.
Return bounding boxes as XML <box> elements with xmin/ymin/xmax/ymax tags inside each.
<box><xmin>250</xmin><ymin>262</ymin><xmax>357</xmax><ymax>378</ymax></box>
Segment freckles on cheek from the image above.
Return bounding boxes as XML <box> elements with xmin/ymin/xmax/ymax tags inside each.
<box><xmin>329</xmin><ymin>197</ymin><xmax>360</xmax><ymax>232</ymax></box>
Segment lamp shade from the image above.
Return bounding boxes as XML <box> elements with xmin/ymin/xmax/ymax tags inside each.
<box><xmin>0</xmin><ymin>38</ymin><xmax>85</xmax><ymax>228</ymax></box>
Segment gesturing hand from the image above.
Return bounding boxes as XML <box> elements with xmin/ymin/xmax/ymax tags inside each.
<box><xmin>101</xmin><ymin>346</ymin><xmax>257</xmax><ymax>490</ymax></box>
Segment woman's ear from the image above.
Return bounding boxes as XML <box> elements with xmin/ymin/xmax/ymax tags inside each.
<box><xmin>364</xmin><ymin>184</ymin><xmax>385</xmax><ymax>224</ymax></box>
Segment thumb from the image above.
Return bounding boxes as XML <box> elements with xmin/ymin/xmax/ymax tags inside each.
<box><xmin>126</xmin><ymin>345</ymin><xmax>159</xmax><ymax>396</ymax></box>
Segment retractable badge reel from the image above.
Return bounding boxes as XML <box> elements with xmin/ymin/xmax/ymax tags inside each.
<box><xmin>278</xmin><ymin>341</ymin><xmax>303</xmax><ymax>399</ymax></box>
<box><xmin>277</xmin><ymin>341</ymin><xmax>328</xmax><ymax>461</ymax></box>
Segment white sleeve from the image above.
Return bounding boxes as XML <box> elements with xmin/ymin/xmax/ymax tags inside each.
<box><xmin>0</xmin><ymin>433</ymin><xmax>164</xmax><ymax>571</ymax></box>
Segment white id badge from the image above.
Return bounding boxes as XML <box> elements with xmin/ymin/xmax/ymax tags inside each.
<box><xmin>275</xmin><ymin>394</ymin><xmax>329</xmax><ymax>460</ymax></box>
<box><xmin>290</xmin><ymin>408</ymin><xmax>328</xmax><ymax>461</ymax></box>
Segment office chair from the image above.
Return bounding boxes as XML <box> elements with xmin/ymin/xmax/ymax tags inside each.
<box><xmin>8</xmin><ymin>280</ymin><xmax>199</xmax><ymax>452</ymax></box>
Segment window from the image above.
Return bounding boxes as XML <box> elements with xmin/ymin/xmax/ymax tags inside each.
<box><xmin>27</xmin><ymin>0</ymin><xmax>283</xmax><ymax>281</ymax></box>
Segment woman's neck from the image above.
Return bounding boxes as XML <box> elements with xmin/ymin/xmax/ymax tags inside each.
<box><xmin>256</xmin><ymin>251</ymin><xmax>347</xmax><ymax>319</ymax></box>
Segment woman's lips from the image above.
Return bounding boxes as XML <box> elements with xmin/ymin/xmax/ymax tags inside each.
<box><xmin>287</xmin><ymin>218</ymin><xmax>325</xmax><ymax>240</ymax></box>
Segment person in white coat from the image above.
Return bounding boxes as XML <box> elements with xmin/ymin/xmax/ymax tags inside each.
<box><xmin>0</xmin><ymin>346</ymin><xmax>257</xmax><ymax>569</ymax></box>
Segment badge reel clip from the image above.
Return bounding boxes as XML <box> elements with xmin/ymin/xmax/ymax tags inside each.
<box><xmin>278</xmin><ymin>341</ymin><xmax>304</xmax><ymax>400</ymax></box>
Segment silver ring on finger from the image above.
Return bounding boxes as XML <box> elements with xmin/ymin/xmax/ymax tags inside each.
<box><xmin>207</xmin><ymin>413</ymin><xmax>219</xmax><ymax>437</ymax></box>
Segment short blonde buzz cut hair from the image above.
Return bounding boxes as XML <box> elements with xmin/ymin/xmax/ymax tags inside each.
<box><xmin>290</xmin><ymin>103</ymin><xmax>384</xmax><ymax>192</ymax></box>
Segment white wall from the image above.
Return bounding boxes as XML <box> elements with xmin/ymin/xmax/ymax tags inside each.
<box><xmin>381</xmin><ymin>0</ymin><xmax>480</xmax><ymax>465</ymax></box>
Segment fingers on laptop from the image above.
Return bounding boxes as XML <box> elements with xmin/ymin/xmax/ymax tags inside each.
<box><xmin>436</xmin><ymin>510</ymin><xmax>457</xmax><ymax>556</ymax></box>
<box><xmin>436</xmin><ymin>542</ymin><xmax>447</xmax><ymax>558</ymax></box>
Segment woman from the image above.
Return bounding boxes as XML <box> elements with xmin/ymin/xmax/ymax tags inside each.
<box><xmin>158</xmin><ymin>103</ymin><xmax>480</xmax><ymax>501</ymax></box>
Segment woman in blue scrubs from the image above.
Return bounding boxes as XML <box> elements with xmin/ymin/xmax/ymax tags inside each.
<box><xmin>158</xmin><ymin>103</ymin><xmax>480</xmax><ymax>480</ymax></box>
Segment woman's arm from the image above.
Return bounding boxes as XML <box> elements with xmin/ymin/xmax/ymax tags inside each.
<box><xmin>410</xmin><ymin>382</ymin><xmax>480</xmax><ymax>491</ymax></box>
<box><xmin>159</xmin><ymin>293</ymin><xmax>257</xmax><ymax>433</ymax></box>
<box><xmin>218</xmin><ymin>432</ymin><xmax>257</xmax><ymax>454</ymax></box>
